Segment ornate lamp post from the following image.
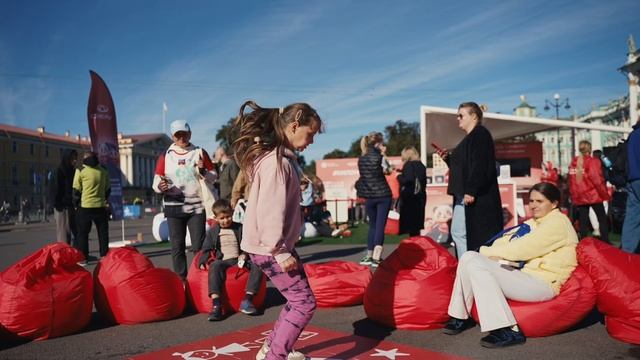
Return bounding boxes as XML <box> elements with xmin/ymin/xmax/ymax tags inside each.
<box><xmin>544</xmin><ymin>93</ymin><xmax>571</xmax><ymax>171</ymax></box>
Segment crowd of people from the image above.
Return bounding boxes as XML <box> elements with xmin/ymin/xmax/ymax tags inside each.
<box><xmin>41</xmin><ymin>98</ymin><xmax>638</xmax><ymax>357</ymax></box>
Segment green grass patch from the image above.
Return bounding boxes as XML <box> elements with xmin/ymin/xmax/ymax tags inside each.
<box><xmin>299</xmin><ymin>223</ymin><xmax>408</xmax><ymax>245</ymax></box>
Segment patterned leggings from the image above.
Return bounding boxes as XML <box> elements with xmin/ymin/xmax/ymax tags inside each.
<box><xmin>249</xmin><ymin>250</ymin><xmax>316</xmax><ymax>360</ymax></box>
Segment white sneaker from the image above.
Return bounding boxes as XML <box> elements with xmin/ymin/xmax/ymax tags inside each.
<box><xmin>372</xmin><ymin>245</ymin><xmax>383</xmax><ymax>261</ymax></box>
<box><xmin>255</xmin><ymin>342</ymin><xmax>306</xmax><ymax>360</ymax></box>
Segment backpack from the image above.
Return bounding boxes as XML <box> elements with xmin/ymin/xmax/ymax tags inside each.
<box><xmin>607</xmin><ymin>140</ymin><xmax>628</xmax><ymax>188</ymax></box>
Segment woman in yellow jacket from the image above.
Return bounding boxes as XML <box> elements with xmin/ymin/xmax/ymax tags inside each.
<box><xmin>443</xmin><ymin>182</ymin><xmax>578</xmax><ymax>348</ymax></box>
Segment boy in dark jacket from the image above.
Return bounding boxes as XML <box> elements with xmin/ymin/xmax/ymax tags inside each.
<box><xmin>199</xmin><ymin>199</ymin><xmax>263</xmax><ymax>321</ymax></box>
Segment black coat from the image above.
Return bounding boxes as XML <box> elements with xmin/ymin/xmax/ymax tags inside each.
<box><xmin>52</xmin><ymin>149</ymin><xmax>77</xmax><ymax>210</ymax></box>
<box><xmin>446</xmin><ymin>125</ymin><xmax>503</xmax><ymax>251</ymax></box>
<box><xmin>218</xmin><ymin>159</ymin><xmax>240</xmax><ymax>202</ymax></box>
<box><xmin>397</xmin><ymin>160</ymin><xmax>427</xmax><ymax>235</ymax></box>
<box><xmin>355</xmin><ymin>146</ymin><xmax>392</xmax><ymax>199</ymax></box>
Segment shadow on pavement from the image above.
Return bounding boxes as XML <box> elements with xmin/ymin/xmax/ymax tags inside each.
<box><xmin>140</xmin><ymin>249</ymin><xmax>172</xmax><ymax>259</ymax></box>
<box><xmin>300</xmin><ymin>246</ymin><xmax>366</xmax><ymax>263</ymax></box>
<box><xmin>567</xmin><ymin>308</ymin><xmax>604</xmax><ymax>332</ymax></box>
<box><xmin>298</xmin><ymin>318</ymin><xmax>394</xmax><ymax>358</ymax></box>
<box><xmin>298</xmin><ymin>239</ymin><xmax>323</xmax><ymax>247</ymax></box>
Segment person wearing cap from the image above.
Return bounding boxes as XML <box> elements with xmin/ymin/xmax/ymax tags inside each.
<box><xmin>152</xmin><ymin>119</ymin><xmax>216</xmax><ymax>280</ymax></box>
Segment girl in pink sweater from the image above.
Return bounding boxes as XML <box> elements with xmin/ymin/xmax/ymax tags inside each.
<box><xmin>232</xmin><ymin>100</ymin><xmax>323</xmax><ymax>360</ymax></box>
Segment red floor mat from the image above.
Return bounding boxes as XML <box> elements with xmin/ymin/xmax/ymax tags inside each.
<box><xmin>130</xmin><ymin>323</ymin><xmax>466</xmax><ymax>360</ymax></box>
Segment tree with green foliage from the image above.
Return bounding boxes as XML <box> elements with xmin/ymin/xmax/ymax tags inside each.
<box><xmin>214</xmin><ymin>117</ymin><xmax>238</xmax><ymax>153</ymax></box>
<box><xmin>327</xmin><ymin>119</ymin><xmax>421</xmax><ymax>159</ymax></box>
<box><xmin>323</xmin><ymin>149</ymin><xmax>350</xmax><ymax>159</ymax></box>
<box><xmin>383</xmin><ymin>120</ymin><xmax>420</xmax><ymax>156</ymax></box>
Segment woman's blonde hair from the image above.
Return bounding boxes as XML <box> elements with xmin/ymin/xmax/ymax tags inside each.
<box><xmin>401</xmin><ymin>146</ymin><xmax>420</xmax><ymax>162</ymax></box>
<box><xmin>576</xmin><ymin>140</ymin><xmax>592</xmax><ymax>183</ymax></box>
<box><xmin>360</xmin><ymin>131</ymin><xmax>384</xmax><ymax>155</ymax></box>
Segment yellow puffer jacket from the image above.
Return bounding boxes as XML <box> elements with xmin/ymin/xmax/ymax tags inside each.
<box><xmin>479</xmin><ymin>209</ymin><xmax>578</xmax><ymax>294</ymax></box>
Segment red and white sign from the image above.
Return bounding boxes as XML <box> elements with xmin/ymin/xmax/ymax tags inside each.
<box><xmin>423</xmin><ymin>182</ymin><xmax>518</xmax><ymax>240</ymax></box>
<box><xmin>130</xmin><ymin>323</ymin><xmax>467</xmax><ymax>360</ymax></box>
<box><xmin>316</xmin><ymin>157</ymin><xmax>402</xmax><ymax>222</ymax></box>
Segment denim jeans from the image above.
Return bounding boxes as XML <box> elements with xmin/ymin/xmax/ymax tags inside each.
<box><xmin>621</xmin><ymin>179</ymin><xmax>640</xmax><ymax>253</ymax></box>
<box><xmin>451</xmin><ymin>197</ymin><xmax>467</xmax><ymax>259</ymax></box>
<box><xmin>365</xmin><ymin>197</ymin><xmax>392</xmax><ymax>251</ymax></box>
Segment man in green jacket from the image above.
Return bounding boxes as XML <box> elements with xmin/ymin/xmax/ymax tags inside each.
<box><xmin>73</xmin><ymin>151</ymin><xmax>110</xmax><ymax>264</ymax></box>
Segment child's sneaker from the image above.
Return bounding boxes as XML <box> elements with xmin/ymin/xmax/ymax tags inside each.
<box><xmin>239</xmin><ymin>299</ymin><xmax>258</xmax><ymax>315</ymax></box>
<box><xmin>255</xmin><ymin>342</ymin><xmax>306</xmax><ymax>360</ymax></box>
<box><xmin>207</xmin><ymin>305</ymin><xmax>222</xmax><ymax>321</ymax></box>
<box><xmin>371</xmin><ymin>258</ymin><xmax>383</xmax><ymax>268</ymax></box>
<box><xmin>359</xmin><ymin>256</ymin><xmax>373</xmax><ymax>265</ymax></box>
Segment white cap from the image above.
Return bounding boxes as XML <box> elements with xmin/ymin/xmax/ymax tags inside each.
<box><xmin>170</xmin><ymin>119</ymin><xmax>190</xmax><ymax>135</ymax></box>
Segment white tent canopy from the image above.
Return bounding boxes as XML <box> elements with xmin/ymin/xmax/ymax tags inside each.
<box><xmin>419</xmin><ymin>105</ymin><xmax>633</xmax><ymax>165</ymax></box>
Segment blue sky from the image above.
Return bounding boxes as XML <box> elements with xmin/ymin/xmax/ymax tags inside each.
<box><xmin>1</xmin><ymin>0</ymin><xmax>639</xmax><ymax>161</ymax></box>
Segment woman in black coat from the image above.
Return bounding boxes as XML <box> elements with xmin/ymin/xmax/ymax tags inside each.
<box><xmin>435</xmin><ymin>102</ymin><xmax>503</xmax><ymax>258</ymax></box>
<box><xmin>397</xmin><ymin>146</ymin><xmax>427</xmax><ymax>236</ymax></box>
<box><xmin>355</xmin><ymin>132</ymin><xmax>392</xmax><ymax>267</ymax></box>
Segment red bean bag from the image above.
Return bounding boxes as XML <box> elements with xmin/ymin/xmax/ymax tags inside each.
<box><xmin>470</xmin><ymin>265</ymin><xmax>596</xmax><ymax>337</ymax></box>
<box><xmin>364</xmin><ymin>236</ymin><xmax>458</xmax><ymax>329</ymax></box>
<box><xmin>577</xmin><ymin>238</ymin><xmax>640</xmax><ymax>344</ymax></box>
<box><xmin>186</xmin><ymin>251</ymin><xmax>267</xmax><ymax>314</ymax></box>
<box><xmin>93</xmin><ymin>246</ymin><xmax>185</xmax><ymax>325</ymax></box>
<box><xmin>304</xmin><ymin>261</ymin><xmax>372</xmax><ymax>307</ymax></box>
<box><xmin>0</xmin><ymin>243</ymin><xmax>92</xmax><ymax>340</ymax></box>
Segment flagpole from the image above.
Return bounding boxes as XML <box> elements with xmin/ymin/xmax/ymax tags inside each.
<box><xmin>162</xmin><ymin>101</ymin><xmax>167</xmax><ymax>134</ymax></box>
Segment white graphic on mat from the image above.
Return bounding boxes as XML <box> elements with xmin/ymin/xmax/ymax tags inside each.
<box><xmin>370</xmin><ymin>348</ymin><xmax>410</xmax><ymax>360</ymax></box>
<box><xmin>172</xmin><ymin>342</ymin><xmax>253</xmax><ymax>359</ymax></box>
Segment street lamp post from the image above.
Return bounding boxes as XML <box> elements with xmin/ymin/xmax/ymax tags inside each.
<box><xmin>544</xmin><ymin>93</ymin><xmax>571</xmax><ymax>172</ymax></box>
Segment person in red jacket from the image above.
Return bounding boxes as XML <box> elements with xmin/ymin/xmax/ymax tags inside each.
<box><xmin>568</xmin><ymin>140</ymin><xmax>610</xmax><ymax>243</ymax></box>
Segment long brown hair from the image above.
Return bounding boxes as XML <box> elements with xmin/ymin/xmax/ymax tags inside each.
<box><xmin>232</xmin><ymin>100</ymin><xmax>323</xmax><ymax>176</ymax></box>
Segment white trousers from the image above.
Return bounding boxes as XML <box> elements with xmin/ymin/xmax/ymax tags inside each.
<box><xmin>54</xmin><ymin>208</ymin><xmax>72</xmax><ymax>244</ymax></box>
<box><xmin>447</xmin><ymin>251</ymin><xmax>556</xmax><ymax>332</ymax></box>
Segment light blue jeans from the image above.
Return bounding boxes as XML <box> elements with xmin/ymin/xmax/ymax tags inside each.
<box><xmin>621</xmin><ymin>179</ymin><xmax>640</xmax><ymax>253</ymax></box>
<box><xmin>451</xmin><ymin>197</ymin><xmax>467</xmax><ymax>259</ymax></box>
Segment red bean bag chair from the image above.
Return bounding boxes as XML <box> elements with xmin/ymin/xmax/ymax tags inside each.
<box><xmin>364</xmin><ymin>236</ymin><xmax>458</xmax><ymax>329</ymax></box>
<box><xmin>577</xmin><ymin>238</ymin><xmax>640</xmax><ymax>344</ymax></box>
<box><xmin>304</xmin><ymin>261</ymin><xmax>372</xmax><ymax>307</ymax></box>
<box><xmin>470</xmin><ymin>265</ymin><xmax>596</xmax><ymax>337</ymax></box>
<box><xmin>0</xmin><ymin>243</ymin><xmax>92</xmax><ymax>340</ymax></box>
<box><xmin>186</xmin><ymin>251</ymin><xmax>267</xmax><ymax>314</ymax></box>
<box><xmin>93</xmin><ymin>246</ymin><xmax>185</xmax><ymax>325</ymax></box>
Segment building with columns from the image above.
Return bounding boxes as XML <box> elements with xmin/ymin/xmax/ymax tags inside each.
<box><xmin>513</xmin><ymin>36</ymin><xmax>640</xmax><ymax>174</ymax></box>
<box><xmin>0</xmin><ymin>123</ymin><xmax>171</xmax><ymax>210</ymax></box>
<box><xmin>514</xmin><ymin>95</ymin><xmax>631</xmax><ymax>174</ymax></box>
<box><xmin>621</xmin><ymin>34</ymin><xmax>640</xmax><ymax>125</ymax></box>
<box><xmin>117</xmin><ymin>133</ymin><xmax>172</xmax><ymax>203</ymax></box>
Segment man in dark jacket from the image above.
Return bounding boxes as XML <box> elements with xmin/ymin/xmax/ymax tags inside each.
<box><xmin>215</xmin><ymin>147</ymin><xmax>240</xmax><ymax>202</ymax></box>
<box><xmin>53</xmin><ymin>149</ymin><xmax>78</xmax><ymax>244</ymax></box>
<box><xmin>622</xmin><ymin>119</ymin><xmax>640</xmax><ymax>253</ymax></box>
<box><xmin>73</xmin><ymin>151</ymin><xmax>111</xmax><ymax>264</ymax></box>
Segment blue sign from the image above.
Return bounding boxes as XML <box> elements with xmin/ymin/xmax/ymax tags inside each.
<box><xmin>122</xmin><ymin>205</ymin><xmax>142</xmax><ymax>219</ymax></box>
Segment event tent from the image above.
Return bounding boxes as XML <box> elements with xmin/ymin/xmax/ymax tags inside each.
<box><xmin>419</xmin><ymin>105</ymin><xmax>634</xmax><ymax>165</ymax></box>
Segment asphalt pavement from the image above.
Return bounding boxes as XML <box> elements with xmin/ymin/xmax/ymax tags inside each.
<box><xmin>0</xmin><ymin>218</ymin><xmax>638</xmax><ymax>359</ymax></box>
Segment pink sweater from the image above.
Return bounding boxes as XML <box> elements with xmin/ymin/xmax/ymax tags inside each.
<box><xmin>240</xmin><ymin>148</ymin><xmax>302</xmax><ymax>264</ymax></box>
